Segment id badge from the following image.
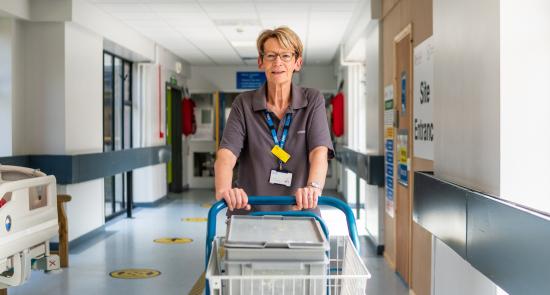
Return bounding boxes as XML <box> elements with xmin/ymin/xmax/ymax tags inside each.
<box><xmin>269</xmin><ymin>169</ymin><xmax>293</xmax><ymax>187</ymax></box>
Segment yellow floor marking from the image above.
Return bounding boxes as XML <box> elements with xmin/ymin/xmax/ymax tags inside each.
<box><xmin>153</xmin><ymin>237</ymin><xmax>193</xmax><ymax>244</ymax></box>
<box><xmin>188</xmin><ymin>272</ymin><xmax>206</xmax><ymax>295</ymax></box>
<box><xmin>109</xmin><ymin>269</ymin><xmax>161</xmax><ymax>279</ymax></box>
<box><xmin>183</xmin><ymin>217</ymin><xmax>208</xmax><ymax>222</ymax></box>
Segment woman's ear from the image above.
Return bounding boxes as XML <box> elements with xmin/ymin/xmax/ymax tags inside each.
<box><xmin>294</xmin><ymin>56</ymin><xmax>303</xmax><ymax>72</ymax></box>
<box><xmin>258</xmin><ymin>56</ymin><xmax>264</xmax><ymax>69</ymax></box>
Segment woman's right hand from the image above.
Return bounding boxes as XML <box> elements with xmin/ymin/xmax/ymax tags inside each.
<box><xmin>216</xmin><ymin>188</ymin><xmax>251</xmax><ymax>211</ymax></box>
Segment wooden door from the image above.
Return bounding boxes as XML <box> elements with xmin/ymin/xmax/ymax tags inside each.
<box><xmin>393</xmin><ymin>24</ymin><xmax>413</xmax><ymax>285</ymax></box>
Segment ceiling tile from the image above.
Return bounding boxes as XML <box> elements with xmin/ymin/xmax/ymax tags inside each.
<box><xmin>90</xmin><ymin>0</ymin><xmax>355</xmax><ymax>66</ymax></box>
<box><xmin>147</xmin><ymin>2</ymin><xmax>203</xmax><ymax>13</ymax></box>
<box><xmin>310</xmin><ymin>11</ymin><xmax>353</xmax><ymax>20</ymax></box>
<box><xmin>91</xmin><ymin>0</ymin><xmax>143</xmax><ymax>4</ymax></box>
<box><xmin>207</xmin><ymin>12</ymin><xmax>258</xmax><ymax>21</ymax></box>
<box><xmin>109</xmin><ymin>11</ymin><xmax>157</xmax><ymax>21</ymax></box>
<box><xmin>234</xmin><ymin>45</ymin><xmax>258</xmax><ymax>58</ymax></box>
<box><xmin>143</xmin><ymin>0</ymin><xmax>197</xmax><ymax>3</ymax></box>
<box><xmin>125</xmin><ymin>19</ymin><xmax>171</xmax><ymax>29</ymax></box>
<box><xmin>310</xmin><ymin>2</ymin><xmax>357</xmax><ymax>12</ymax></box>
<box><xmin>255</xmin><ymin>0</ymin><xmax>356</xmax><ymax>2</ymax></box>
<box><xmin>200</xmin><ymin>2</ymin><xmax>256</xmax><ymax>13</ymax></box>
<box><xmin>96</xmin><ymin>3</ymin><xmax>149</xmax><ymax>13</ymax></box>
<box><xmin>243</xmin><ymin>58</ymin><xmax>258</xmax><ymax>65</ymax></box>
<box><xmin>197</xmin><ymin>0</ymin><xmax>253</xmax><ymax>2</ymax></box>
<box><xmin>176</xmin><ymin>27</ymin><xmax>226</xmax><ymax>43</ymax></box>
<box><xmin>218</xmin><ymin>25</ymin><xmax>262</xmax><ymax>41</ymax></box>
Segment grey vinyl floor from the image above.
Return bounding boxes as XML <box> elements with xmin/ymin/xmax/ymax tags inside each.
<box><xmin>8</xmin><ymin>189</ymin><xmax>408</xmax><ymax>295</ymax></box>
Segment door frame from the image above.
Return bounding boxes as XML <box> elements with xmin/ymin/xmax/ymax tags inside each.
<box><xmin>392</xmin><ymin>23</ymin><xmax>413</xmax><ymax>285</ymax></box>
<box><xmin>166</xmin><ymin>83</ymin><xmax>184</xmax><ymax>193</ymax></box>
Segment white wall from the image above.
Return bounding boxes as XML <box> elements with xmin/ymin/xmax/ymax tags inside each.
<box><xmin>187</xmin><ymin>65</ymin><xmax>335</xmax><ymax>93</ymax></box>
<box><xmin>0</xmin><ymin>0</ymin><xmax>30</xmax><ymax>19</ymax></box>
<box><xmin>64</xmin><ymin>22</ymin><xmax>102</xmax><ymax>154</ymax></box>
<box><xmin>299</xmin><ymin>65</ymin><xmax>336</xmax><ymax>93</ymax></box>
<box><xmin>71</xmin><ymin>0</ymin><xmax>154</xmax><ymax>62</ymax></box>
<box><xmin>0</xmin><ymin>19</ymin><xmax>25</xmax><ymax>156</ymax></box>
<box><xmin>434</xmin><ymin>0</ymin><xmax>500</xmax><ymax>197</ymax></box>
<box><xmin>365</xmin><ymin>21</ymin><xmax>382</xmax><ymax>154</ymax></box>
<box><xmin>11</xmin><ymin>19</ymin><xmax>25</xmax><ymax>156</ymax></box>
<box><xmin>364</xmin><ymin>19</ymin><xmax>385</xmax><ymax>246</ymax></box>
<box><xmin>133</xmin><ymin>163</ymin><xmax>167</xmax><ymax>203</ymax></box>
<box><xmin>29</xmin><ymin>0</ymin><xmax>71</xmax><ymax>22</ymax></box>
<box><xmin>500</xmin><ymin>0</ymin><xmax>550</xmax><ymax>214</ymax></box>
<box><xmin>433</xmin><ymin>0</ymin><xmax>501</xmax><ymax>293</ymax></box>
<box><xmin>22</xmin><ymin>21</ymin><xmax>66</xmax><ymax>155</ymax></box>
<box><xmin>433</xmin><ymin>239</ymin><xmax>499</xmax><ymax>295</ymax></box>
<box><xmin>0</xmin><ymin>19</ymin><xmax>14</xmax><ymax>156</ymax></box>
<box><xmin>58</xmin><ymin>179</ymin><xmax>104</xmax><ymax>241</ymax></box>
<box><xmin>0</xmin><ymin>0</ymin><xmax>192</xmax><ymax>241</ymax></box>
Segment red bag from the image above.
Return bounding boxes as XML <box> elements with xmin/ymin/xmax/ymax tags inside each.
<box><xmin>331</xmin><ymin>92</ymin><xmax>344</xmax><ymax>137</ymax></box>
<box><xmin>182</xmin><ymin>98</ymin><xmax>197</xmax><ymax>136</ymax></box>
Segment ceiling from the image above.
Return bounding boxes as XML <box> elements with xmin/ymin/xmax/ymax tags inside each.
<box><xmin>89</xmin><ymin>0</ymin><xmax>362</xmax><ymax>66</ymax></box>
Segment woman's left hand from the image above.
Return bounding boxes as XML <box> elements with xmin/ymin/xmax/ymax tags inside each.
<box><xmin>293</xmin><ymin>186</ymin><xmax>321</xmax><ymax>210</ymax></box>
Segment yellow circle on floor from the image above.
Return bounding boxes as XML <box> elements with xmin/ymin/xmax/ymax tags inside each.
<box><xmin>109</xmin><ymin>269</ymin><xmax>161</xmax><ymax>279</ymax></box>
<box><xmin>201</xmin><ymin>203</ymin><xmax>213</xmax><ymax>208</ymax></box>
<box><xmin>154</xmin><ymin>237</ymin><xmax>193</xmax><ymax>244</ymax></box>
<box><xmin>183</xmin><ymin>217</ymin><xmax>208</xmax><ymax>222</ymax></box>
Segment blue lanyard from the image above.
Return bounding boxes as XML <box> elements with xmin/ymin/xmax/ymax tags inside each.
<box><xmin>264</xmin><ymin>111</ymin><xmax>292</xmax><ymax>168</ymax></box>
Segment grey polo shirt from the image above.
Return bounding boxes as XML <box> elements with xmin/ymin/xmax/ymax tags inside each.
<box><xmin>219</xmin><ymin>83</ymin><xmax>334</xmax><ymax>216</ymax></box>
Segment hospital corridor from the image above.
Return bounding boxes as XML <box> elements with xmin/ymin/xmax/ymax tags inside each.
<box><xmin>1</xmin><ymin>0</ymin><xmax>549</xmax><ymax>295</ymax></box>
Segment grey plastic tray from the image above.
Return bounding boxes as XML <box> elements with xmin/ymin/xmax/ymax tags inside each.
<box><xmin>224</xmin><ymin>215</ymin><xmax>329</xmax><ymax>261</ymax></box>
<box><xmin>222</xmin><ymin>257</ymin><xmax>328</xmax><ymax>295</ymax></box>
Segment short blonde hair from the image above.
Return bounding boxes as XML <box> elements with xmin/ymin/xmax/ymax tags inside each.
<box><xmin>256</xmin><ymin>26</ymin><xmax>303</xmax><ymax>58</ymax></box>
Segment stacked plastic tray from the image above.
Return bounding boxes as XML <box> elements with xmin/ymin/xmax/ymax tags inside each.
<box><xmin>221</xmin><ymin>215</ymin><xmax>330</xmax><ymax>295</ymax></box>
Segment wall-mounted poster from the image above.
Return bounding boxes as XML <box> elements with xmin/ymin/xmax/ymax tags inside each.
<box><xmin>401</xmin><ymin>71</ymin><xmax>407</xmax><ymax>113</ymax></box>
<box><xmin>384</xmin><ymin>84</ymin><xmax>395</xmax><ymax>217</ymax></box>
<box><xmin>236</xmin><ymin>72</ymin><xmax>266</xmax><ymax>89</ymax></box>
<box><xmin>413</xmin><ymin>36</ymin><xmax>435</xmax><ymax>160</ymax></box>
<box><xmin>397</xmin><ymin>130</ymin><xmax>408</xmax><ymax>187</ymax></box>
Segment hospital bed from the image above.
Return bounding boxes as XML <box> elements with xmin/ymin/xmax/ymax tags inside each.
<box><xmin>0</xmin><ymin>165</ymin><xmax>60</xmax><ymax>290</ymax></box>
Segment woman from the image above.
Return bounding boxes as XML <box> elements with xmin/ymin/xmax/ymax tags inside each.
<box><xmin>214</xmin><ymin>26</ymin><xmax>334</xmax><ymax>216</ymax></box>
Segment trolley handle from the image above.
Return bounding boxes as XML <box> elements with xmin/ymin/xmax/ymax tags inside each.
<box><xmin>205</xmin><ymin>196</ymin><xmax>360</xmax><ymax>269</ymax></box>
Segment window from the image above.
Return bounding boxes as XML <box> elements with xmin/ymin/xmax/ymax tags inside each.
<box><xmin>103</xmin><ymin>51</ymin><xmax>133</xmax><ymax>220</ymax></box>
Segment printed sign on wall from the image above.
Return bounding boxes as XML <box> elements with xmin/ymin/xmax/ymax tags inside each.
<box><xmin>236</xmin><ymin>72</ymin><xmax>266</xmax><ymax>89</ymax></box>
<box><xmin>401</xmin><ymin>71</ymin><xmax>407</xmax><ymax>113</ymax></box>
<box><xmin>397</xmin><ymin>130</ymin><xmax>408</xmax><ymax>186</ymax></box>
<box><xmin>413</xmin><ymin>36</ymin><xmax>435</xmax><ymax>160</ymax></box>
<box><xmin>384</xmin><ymin>84</ymin><xmax>395</xmax><ymax>218</ymax></box>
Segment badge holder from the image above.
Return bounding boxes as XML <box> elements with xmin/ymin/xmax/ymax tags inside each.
<box><xmin>265</xmin><ymin>112</ymin><xmax>293</xmax><ymax>187</ymax></box>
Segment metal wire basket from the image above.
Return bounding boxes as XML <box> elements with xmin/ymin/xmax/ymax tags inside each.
<box><xmin>204</xmin><ymin>196</ymin><xmax>371</xmax><ymax>295</ymax></box>
<box><xmin>206</xmin><ymin>235</ymin><xmax>370</xmax><ymax>295</ymax></box>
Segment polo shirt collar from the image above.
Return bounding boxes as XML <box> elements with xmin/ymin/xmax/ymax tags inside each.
<box><xmin>252</xmin><ymin>83</ymin><xmax>308</xmax><ymax>112</ymax></box>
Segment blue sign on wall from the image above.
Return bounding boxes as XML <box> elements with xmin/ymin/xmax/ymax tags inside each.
<box><xmin>237</xmin><ymin>72</ymin><xmax>266</xmax><ymax>89</ymax></box>
<box><xmin>385</xmin><ymin>139</ymin><xmax>394</xmax><ymax>151</ymax></box>
<box><xmin>401</xmin><ymin>71</ymin><xmax>407</xmax><ymax>113</ymax></box>
<box><xmin>386</xmin><ymin>163</ymin><xmax>394</xmax><ymax>177</ymax></box>
<box><xmin>386</xmin><ymin>150</ymin><xmax>393</xmax><ymax>163</ymax></box>
<box><xmin>398</xmin><ymin>163</ymin><xmax>408</xmax><ymax>185</ymax></box>
<box><xmin>386</xmin><ymin>176</ymin><xmax>394</xmax><ymax>193</ymax></box>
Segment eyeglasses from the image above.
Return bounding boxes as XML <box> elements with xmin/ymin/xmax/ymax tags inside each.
<box><xmin>262</xmin><ymin>52</ymin><xmax>296</xmax><ymax>62</ymax></box>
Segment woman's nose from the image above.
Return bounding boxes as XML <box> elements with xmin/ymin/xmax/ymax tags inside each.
<box><xmin>271</xmin><ymin>57</ymin><xmax>284</xmax><ymax>66</ymax></box>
